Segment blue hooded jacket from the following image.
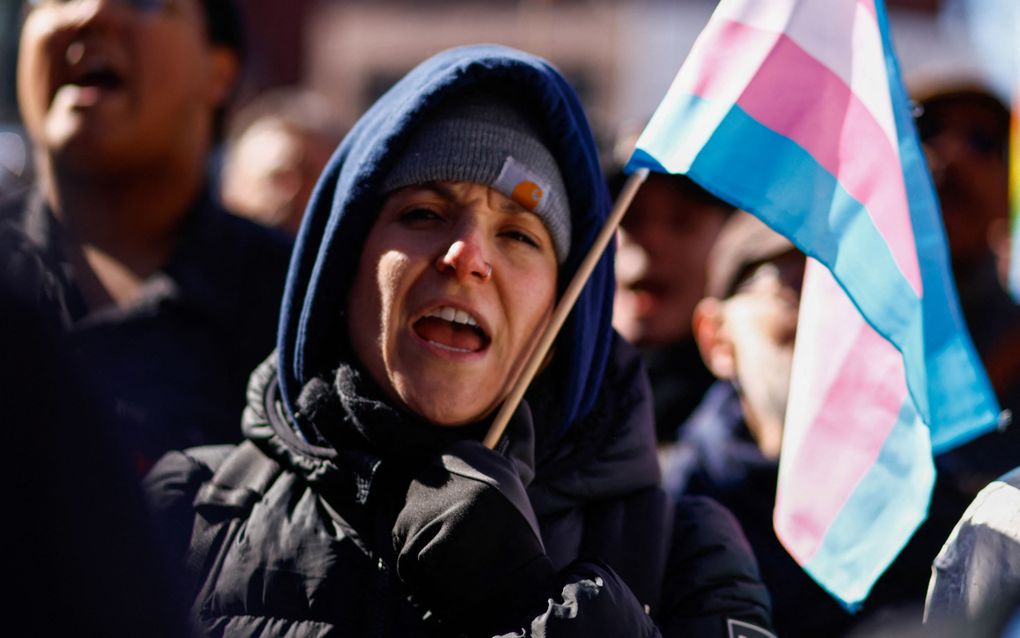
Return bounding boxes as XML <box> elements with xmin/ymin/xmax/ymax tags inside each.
<box><xmin>277</xmin><ymin>44</ymin><xmax>615</xmax><ymax>438</ymax></box>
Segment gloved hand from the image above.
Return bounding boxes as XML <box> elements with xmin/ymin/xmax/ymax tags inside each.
<box><xmin>392</xmin><ymin>438</ymin><xmax>555</xmax><ymax>635</ymax></box>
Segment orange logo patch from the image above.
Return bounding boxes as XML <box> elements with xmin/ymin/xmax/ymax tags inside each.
<box><xmin>510</xmin><ymin>180</ymin><xmax>543</xmax><ymax>211</ymax></box>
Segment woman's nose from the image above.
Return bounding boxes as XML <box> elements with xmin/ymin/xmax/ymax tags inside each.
<box><xmin>436</xmin><ymin>238</ymin><xmax>492</xmax><ymax>282</ymax></box>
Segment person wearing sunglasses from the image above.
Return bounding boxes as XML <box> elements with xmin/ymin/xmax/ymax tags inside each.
<box><xmin>915</xmin><ymin>80</ymin><xmax>1020</xmax><ymax>633</ymax></box>
<box><xmin>1</xmin><ymin>0</ymin><xmax>292</xmax><ymax>472</ymax></box>
<box><xmin>912</xmin><ymin>80</ymin><xmax>1020</xmax><ymax>514</ymax></box>
<box><xmin>915</xmin><ymin>82</ymin><xmax>1011</xmax><ymax>287</ymax></box>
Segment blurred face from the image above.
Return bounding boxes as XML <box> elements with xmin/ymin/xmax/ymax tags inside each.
<box><xmin>918</xmin><ymin>98</ymin><xmax>1009</xmax><ymax>272</ymax></box>
<box><xmin>223</xmin><ymin>120</ymin><xmax>334</xmax><ymax>236</ymax></box>
<box><xmin>17</xmin><ymin>0</ymin><xmax>236</xmax><ymax>172</ymax></box>
<box><xmin>694</xmin><ymin>249</ymin><xmax>804</xmax><ymax>457</ymax></box>
<box><xmin>722</xmin><ymin>253</ymin><xmax>804</xmax><ymax>433</ymax></box>
<box><xmin>614</xmin><ymin>176</ymin><xmax>730</xmax><ymax>346</ymax></box>
<box><xmin>347</xmin><ymin>181</ymin><xmax>558</xmax><ymax>426</ymax></box>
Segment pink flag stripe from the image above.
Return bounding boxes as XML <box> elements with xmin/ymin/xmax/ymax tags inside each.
<box><xmin>776</xmin><ymin>263</ymin><xmax>910</xmax><ymax>562</ymax></box>
<box><xmin>688</xmin><ymin>18</ymin><xmax>921</xmax><ymax>294</ymax></box>
<box><xmin>671</xmin><ymin>18</ymin><xmax>779</xmax><ymax>120</ymax></box>
<box><xmin>780</xmin><ymin>262</ymin><xmax>871</xmax><ymax>465</ymax></box>
<box><xmin>713</xmin><ymin>0</ymin><xmax>894</xmax><ymax>144</ymax></box>
<box><xmin>732</xmin><ymin>28</ymin><xmax>922</xmax><ymax>293</ymax></box>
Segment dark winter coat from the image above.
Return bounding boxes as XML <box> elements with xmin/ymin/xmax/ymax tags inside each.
<box><xmin>145</xmin><ymin>45</ymin><xmax>774</xmax><ymax>637</ymax></box>
<box><xmin>662</xmin><ymin>381</ymin><xmax>855</xmax><ymax>637</ymax></box>
<box><xmin>0</xmin><ymin>186</ymin><xmax>291</xmax><ymax>472</ymax></box>
<box><xmin>148</xmin><ymin>342</ymin><xmax>772</xmax><ymax>637</ymax></box>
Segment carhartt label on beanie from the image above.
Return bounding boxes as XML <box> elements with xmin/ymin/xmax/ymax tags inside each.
<box><xmin>382</xmin><ymin>95</ymin><xmax>571</xmax><ymax>263</ymax></box>
<box><xmin>492</xmin><ymin>156</ymin><xmax>550</xmax><ymax>215</ymax></box>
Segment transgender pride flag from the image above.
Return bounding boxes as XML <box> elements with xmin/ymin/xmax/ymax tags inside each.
<box><xmin>627</xmin><ymin>0</ymin><xmax>1002</xmax><ymax>608</ymax></box>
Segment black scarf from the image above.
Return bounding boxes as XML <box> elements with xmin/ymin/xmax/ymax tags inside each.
<box><xmin>295</xmin><ymin>362</ymin><xmax>492</xmax><ymax>466</ymax></box>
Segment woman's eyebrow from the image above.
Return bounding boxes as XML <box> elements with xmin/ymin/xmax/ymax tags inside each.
<box><xmin>403</xmin><ymin>182</ymin><xmax>536</xmax><ymax>218</ymax></box>
<box><xmin>423</xmin><ymin>182</ymin><xmax>455</xmax><ymax>199</ymax></box>
<box><xmin>499</xmin><ymin>200</ymin><xmax>533</xmax><ymax>215</ymax></box>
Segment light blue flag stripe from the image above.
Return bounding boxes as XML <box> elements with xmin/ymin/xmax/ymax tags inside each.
<box><xmin>872</xmin><ymin>0</ymin><xmax>1001</xmax><ymax>450</ymax></box>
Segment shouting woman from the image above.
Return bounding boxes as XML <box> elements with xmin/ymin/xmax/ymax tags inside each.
<box><xmin>146</xmin><ymin>45</ymin><xmax>774</xmax><ymax>637</ymax></box>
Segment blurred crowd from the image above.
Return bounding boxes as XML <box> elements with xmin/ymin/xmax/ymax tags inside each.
<box><xmin>1</xmin><ymin>1</ymin><xmax>1018</xmax><ymax>637</ymax></box>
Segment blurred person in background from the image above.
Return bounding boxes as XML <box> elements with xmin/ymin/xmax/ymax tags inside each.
<box><xmin>658</xmin><ymin>211</ymin><xmax>843</xmax><ymax>637</ymax></box>
<box><xmin>221</xmin><ymin>87</ymin><xmax>345</xmax><ymax>236</ymax></box>
<box><xmin>912</xmin><ymin>80</ymin><xmax>1020</xmax><ymax>494</ymax></box>
<box><xmin>0</xmin><ymin>0</ymin><xmax>291</xmax><ymax>474</ymax></box>
<box><xmin>0</xmin><ymin>281</ymin><xmax>193</xmax><ymax>637</ymax></box>
<box><xmin>918</xmin><ymin>82</ymin><xmax>1020</xmax><ymax>637</ymax></box>
<box><xmin>665</xmin><ymin>207</ymin><xmax>1019</xmax><ymax>637</ymax></box>
<box><xmin>610</xmin><ymin>164</ymin><xmax>734</xmax><ymax>444</ymax></box>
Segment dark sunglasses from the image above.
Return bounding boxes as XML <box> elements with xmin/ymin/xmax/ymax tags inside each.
<box><xmin>912</xmin><ymin>102</ymin><xmax>1008</xmax><ymax>160</ymax></box>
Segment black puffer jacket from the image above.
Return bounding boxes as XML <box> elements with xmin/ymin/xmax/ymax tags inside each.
<box><xmin>147</xmin><ymin>338</ymin><xmax>772</xmax><ymax>637</ymax></box>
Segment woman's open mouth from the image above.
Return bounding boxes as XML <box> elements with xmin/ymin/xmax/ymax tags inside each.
<box><xmin>413</xmin><ymin>305</ymin><xmax>490</xmax><ymax>353</ymax></box>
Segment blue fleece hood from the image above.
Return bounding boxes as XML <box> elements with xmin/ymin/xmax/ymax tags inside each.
<box><xmin>276</xmin><ymin>44</ymin><xmax>614</xmax><ymax>437</ymax></box>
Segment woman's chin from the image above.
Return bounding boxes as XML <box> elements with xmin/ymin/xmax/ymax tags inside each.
<box><xmin>400</xmin><ymin>390</ymin><xmax>500</xmax><ymax>428</ymax></box>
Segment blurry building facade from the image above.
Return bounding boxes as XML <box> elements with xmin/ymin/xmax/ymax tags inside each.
<box><xmin>0</xmin><ymin>1</ymin><xmax>979</xmax><ymax>158</ymax></box>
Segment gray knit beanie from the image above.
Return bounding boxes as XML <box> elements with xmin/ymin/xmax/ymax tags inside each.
<box><xmin>382</xmin><ymin>94</ymin><xmax>571</xmax><ymax>263</ymax></box>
